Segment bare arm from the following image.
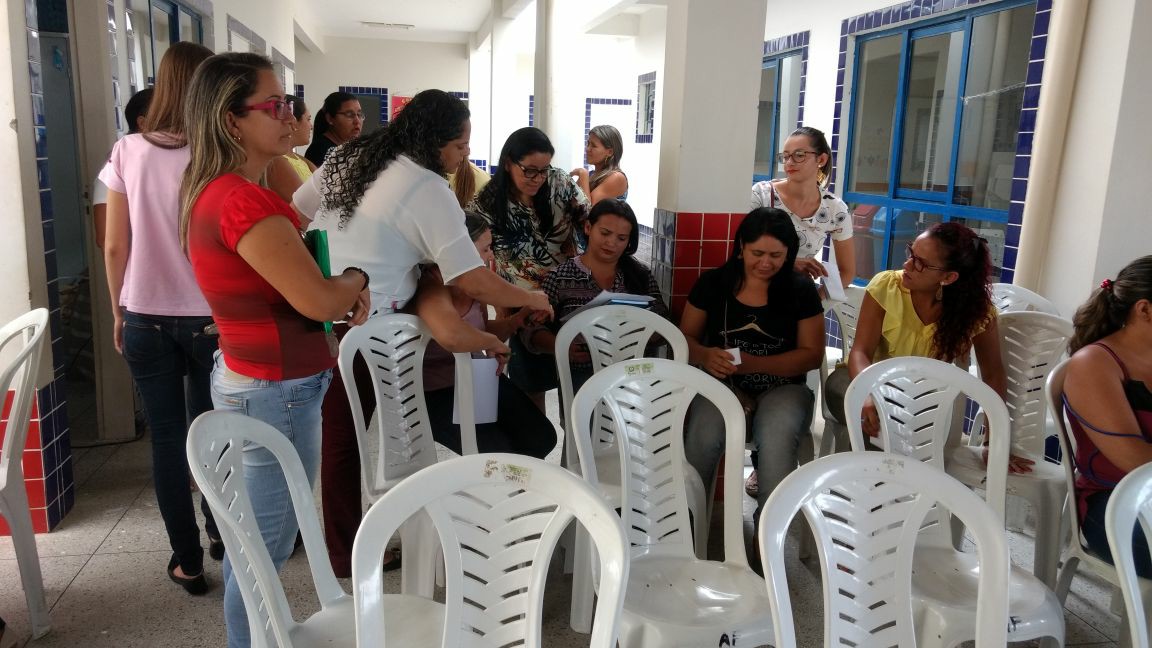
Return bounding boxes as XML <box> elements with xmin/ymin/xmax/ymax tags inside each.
<box><xmin>266</xmin><ymin>156</ymin><xmax>304</xmax><ymax>205</ymax></box>
<box><xmin>679</xmin><ymin>302</ymin><xmax>737</xmax><ymax>379</ymax></box>
<box><xmin>103</xmin><ymin>190</ymin><xmax>131</xmax><ymax>352</ymax></box>
<box><xmin>847</xmin><ymin>292</ymin><xmax>885</xmax><ymax>379</ymax></box>
<box><xmin>971</xmin><ymin>319</ymin><xmax>1007</xmax><ymax>400</ymax></box>
<box><xmin>453</xmin><ymin>266</ymin><xmax>553</xmax><ymax>317</ymax></box>
<box><xmin>735</xmin><ymin>313</ymin><xmax>825</xmax><ymax>377</ymax></box>
<box><xmin>570</xmin><ymin>167</ymin><xmax>590</xmax><ymax>199</ymax></box>
<box><xmin>93</xmin><ymin>203</ymin><xmax>107</xmax><ymax>250</ymax></box>
<box><xmin>833</xmin><ymin>238</ymin><xmax>857</xmax><ymax>288</ymax></box>
<box><xmin>1065</xmin><ymin>345</ymin><xmax>1152</xmax><ymax>473</ymax></box>
<box><xmin>412</xmin><ymin>278</ymin><xmax>509</xmax><ymax>356</ymax></box>
<box><xmin>235</xmin><ymin>215</ymin><xmax>366</xmax><ymax>322</ymax></box>
<box><xmin>589</xmin><ymin>171</ymin><xmax>628</xmax><ymax>205</ymax></box>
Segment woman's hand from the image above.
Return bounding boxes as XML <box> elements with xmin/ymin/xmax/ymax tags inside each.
<box><xmin>346</xmin><ymin>288</ymin><xmax>371</xmax><ymax>326</ymax></box>
<box><xmin>861</xmin><ymin>397</ymin><xmax>880</xmax><ymax>437</ymax></box>
<box><xmin>482</xmin><ymin>339</ymin><xmax>512</xmax><ymax>374</ymax></box>
<box><xmin>113</xmin><ymin>310</ymin><xmax>125</xmax><ymax>354</ymax></box>
<box><xmin>524</xmin><ymin>291</ymin><xmax>554</xmax><ymax>321</ymax></box>
<box><xmin>701</xmin><ymin>347</ymin><xmax>738</xmax><ymax>379</ymax></box>
<box><xmin>981</xmin><ymin>447</ymin><xmax>1037</xmax><ymax>474</ymax></box>
<box><xmin>570</xmin><ymin>167</ymin><xmax>589</xmax><ymax>182</ymax></box>
<box><xmin>793</xmin><ymin>257</ymin><xmax>829</xmax><ymax>279</ymax></box>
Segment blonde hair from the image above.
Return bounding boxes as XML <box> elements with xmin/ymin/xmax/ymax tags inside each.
<box><xmin>179</xmin><ymin>53</ymin><xmax>274</xmax><ymax>251</ymax></box>
<box><xmin>142</xmin><ymin>42</ymin><xmax>213</xmax><ymax>146</ymax></box>
<box><xmin>587</xmin><ymin>124</ymin><xmax>624</xmax><ymax>190</ymax></box>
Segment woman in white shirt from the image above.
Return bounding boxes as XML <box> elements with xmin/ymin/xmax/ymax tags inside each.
<box><xmin>293</xmin><ymin>89</ymin><xmax>551</xmax><ymax>578</ymax></box>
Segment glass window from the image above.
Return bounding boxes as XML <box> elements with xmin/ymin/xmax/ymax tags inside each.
<box><xmin>842</xmin><ymin>2</ymin><xmax>1036</xmax><ymax>280</ymax></box>
<box><xmin>753</xmin><ymin>53</ymin><xmax>803</xmax><ymax>180</ymax></box>
<box><xmin>636</xmin><ymin>75</ymin><xmax>656</xmax><ymax>138</ymax></box>
<box><xmin>150</xmin><ymin>4</ymin><xmax>171</xmax><ymax>70</ymax></box>
<box><xmin>848</xmin><ymin>34</ymin><xmax>901</xmax><ymax>195</ymax></box>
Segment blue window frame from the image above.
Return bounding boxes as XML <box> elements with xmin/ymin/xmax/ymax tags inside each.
<box><xmin>753</xmin><ymin>51</ymin><xmax>804</xmax><ymax>183</ymax></box>
<box><xmin>148</xmin><ymin>0</ymin><xmax>203</xmax><ymax>79</ymax></box>
<box><xmin>842</xmin><ymin>0</ymin><xmax>1035</xmax><ymax>281</ymax></box>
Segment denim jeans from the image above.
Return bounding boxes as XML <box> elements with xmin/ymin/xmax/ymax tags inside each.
<box><xmin>120</xmin><ymin>310</ymin><xmax>219</xmax><ymax>576</ymax></box>
<box><xmin>683</xmin><ymin>382</ymin><xmax>814</xmax><ymax>514</ymax></box>
<box><xmin>209</xmin><ymin>353</ymin><xmax>331</xmax><ymax>648</ymax></box>
<box><xmin>1083</xmin><ymin>490</ymin><xmax>1152</xmax><ymax>579</ymax></box>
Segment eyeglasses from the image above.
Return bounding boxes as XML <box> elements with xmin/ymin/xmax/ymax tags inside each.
<box><xmin>335</xmin><ymin>110</ymin><xmax>365</xmax><ymax>121</ymax></box>
<box><xmin>775</xmin><ymin>149</ymin><xmax>818</xmax><ymax>164</ymax></box>
<box><xmin>905</xmin><ymin>242</ymin><xmax>949</xmax><ymax>272</ymax></box>
<box><xmin>515</xmin><ymin>162</ymin><xmax>550</xmax><ymax>180</ymax></box>
<box><xmin>245</xmin><ymin>99</ymin><xmax>294</xmax><ymax>121</ymax></box>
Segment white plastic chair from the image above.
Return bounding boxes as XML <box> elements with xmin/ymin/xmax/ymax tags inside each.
<box><xmin>845</xmin><ymin>357</ymin><xmax>1065</xmax><ymax>647</ymax></box>
<box><xmin>352</xmin><ymin>453</ymin><xmax>628</xmax><ymax>648</ymax></box>
<box><xmin>570</xmin><ymin>358</ymin><xmax>774</xmax><ymax>647</ymax></box>
<box><xmin>992</xmin><ymin>282</ymin><xmax>1060</xmax><ymax>315</ymax></box>
<box><xmin>0</xmin><ymin>309</ymin><xmax>50</xmax><ymax>639</ymax></box>
<box><xmin>817</xmin><ymin>284</ymin><xmax>866</xmax><ymax>456</ymax></box>
<box><xmin>1107</xmin><ymin>463</ymin><xmax>1152</xmax><ymax>648</ymax></box>
<box><xmin>554</xmin><ymin>306</ymin><xmax>710</xmax><ymax>557</ymax></box>
<box><xmin>187</xmin><ymin>410</ymin><xmax>361</xmax><ymax>648</ymax></box>
<box><xmin>1049</xmin><ymin>360</ymin><xmax>1152</xmax><ymax>647</ymax></box>
<box><xmin>949</xmin><ymin>311</ymin><xmax>1073</xmax><ymax>589</ymax></box>
<box><xmin>759</xmin><ymin>452</ymin><xmax>1011</xmax><ymax>648</ymax></box>
<box><xmin>339</xmin><ymin>313</ymin><xmax>479</xmax><ymax>596</ymax></box>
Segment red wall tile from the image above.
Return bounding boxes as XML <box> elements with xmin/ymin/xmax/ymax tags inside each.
<box><xmin>22</xmin><ymin>449</ymin><xmax>44</xmax><ymax>479</ymax></box>
<box><xmin>671</xmin><ymin>295</ymin><xmax>688</xmax><ymax>317</ymax></box>
<box><xmin>672</xmin><ymin>267</ymin><xmax>701</xmax><ymax>295</ymax></box>
<box><xmin>675</xmin><ymin>212</ymin><xmax>702</xmax><ymax>240</ymax></box>
<box><xmin>700</xmin><ymin>241</ymin><xmax>731</xmax><ymax>269</ymax></box>
<box><xmin>701</xmin><ymin>213</ymin><xmax>730</xmax><ymax>240</ymax></box>
<box><xmin>729</xmin><ymin>212</ymin><xmax>747</xmax><ymax>238</ymax></box>
<box><xmin>30</xmin><ymin>508</ymin><xmax>48</xmax><ymax>534</ymax></box>
<box><xmin>673</xmin><ymin>240</ymin><xmax>701</xmax><ymax>268</ymax></box>
<box><xmin>25</xmin><ymin>478</ymin><xmax>46</xmax><ymax>509</ymax></box>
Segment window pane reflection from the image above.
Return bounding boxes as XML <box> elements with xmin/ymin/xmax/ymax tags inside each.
<box><xmin>849</xmin><ymin>35</ymin><xmax>902</xmax><ymax>195</ymax></box>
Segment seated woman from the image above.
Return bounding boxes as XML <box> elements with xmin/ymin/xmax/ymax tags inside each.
<box><xmin>830</xmin><ymin>222</ymin><xmax>1032</xmax><ymax>471</ymax></box>
<box><xmin>680</xmin><ymin>208</ymin><xmax>825</xmax><ymax>513</ymax></box>
<box><xmin>413</xmin><ymin>213</ymin><xmax>557</xmax><ymax>459</ymax></box>
<box><xmin>523</xmin><ymin>199</ymin><xmax>669</xmax><ymax>391</ymax></box>
<box><xmin>1063</xmin><ymin>256</ymin><xmax>1152</xmax><ymax>577</ymax></box>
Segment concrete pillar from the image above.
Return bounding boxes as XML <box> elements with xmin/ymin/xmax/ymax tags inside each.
<box><xmin>648</xmin><ymin>0</ymin><xmax>768</xmax><ymax>315</ymax></box>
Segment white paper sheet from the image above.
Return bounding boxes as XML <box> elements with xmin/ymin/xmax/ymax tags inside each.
<box><xmin>454</xmin><ymin>357</ymin><xmax>499</xmax><ymax>425</ymax></box>
<box><xmin>820</xmin><ymin>259</ymin><xmax>847</xmax><ymax>302</ymax></box>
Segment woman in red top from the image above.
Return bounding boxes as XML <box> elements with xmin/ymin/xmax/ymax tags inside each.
<box><xmin>1064</xmin><ymin>256</ymin><xmax>1152</xmax><ymax>577</ymax></box>
<box><xmin>179</xmin><ymin>53</ymin><xmax>369</xmax><ymax>648</ymax></box>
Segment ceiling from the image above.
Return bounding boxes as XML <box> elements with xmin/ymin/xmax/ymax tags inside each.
<box><xmin>307</xmin><ymin>0</ymin><xmax>498</xmax><ymax>43</ymax></box>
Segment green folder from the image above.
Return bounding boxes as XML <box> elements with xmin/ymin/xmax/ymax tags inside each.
<box><xmin>303</xmin><ymin>229</ymin><xmax>334</xmax><ymax>334</ymax></box>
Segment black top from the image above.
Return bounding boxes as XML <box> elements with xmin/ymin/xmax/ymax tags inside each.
<box><xmin>687</xmin><ymin>267</ymin><xmax>823</xmax><ymax>393</ymax></box>
<box><xmin>304</xmin><ymin>135</ymin><xmax>339</xmax><ymax>168</ymax></box>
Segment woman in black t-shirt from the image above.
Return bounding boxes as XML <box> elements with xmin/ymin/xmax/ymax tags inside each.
<box><xmin>679</xmin><ymin>208</ymin><xmax>825</xmax><ymax>516</ymax></box>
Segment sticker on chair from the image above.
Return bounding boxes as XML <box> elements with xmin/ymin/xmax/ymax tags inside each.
<box><xmin>483</xmin><ymin>459</ymin><xmax>532</xmax><ymax>485</ymax></box>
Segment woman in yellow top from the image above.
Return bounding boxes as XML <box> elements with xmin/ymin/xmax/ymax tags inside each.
<box><xmin>267</xmin><ymin>94</ymin><xmax>317</xmax><ymax>205</ymax></box>
<box><xmin>840</xmin><ymin>222</ymin><xmax>1032</xmax><ymax>472</ymax></box>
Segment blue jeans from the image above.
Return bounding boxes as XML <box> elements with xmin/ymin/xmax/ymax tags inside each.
<box><xmin>1083</xmin><ymin>490</ymin><xmax>1152</xmax><ymax>579</ymax></box>
<box><xmin>120</xmin><ymin>311</ymin><xmax>219</xmax><ymax>575</ymax></box>
<box><xmin>209</xmin><ymin>353</ymin><xmax>331</xmax><ymax>648</ymax></box>
<box><xmin>683</xmin><ymin>382</ymin><xmax>814</xmax><ymax>514</ymax></box>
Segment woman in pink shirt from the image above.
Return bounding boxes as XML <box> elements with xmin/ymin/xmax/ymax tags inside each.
<box><xmin>98</xmin><ymin>42</ymin><xmax>219</xmax><ymax>595</ymax></box>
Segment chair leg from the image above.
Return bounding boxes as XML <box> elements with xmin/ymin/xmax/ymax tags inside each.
<box><xmin>1</xmin><ymin>491</ymin><xmax>51</xmax><ymax>638</ymax></box>
<box><xmin>399</xmin><ymin>512</ymin><xmax>438</xmax><ymax>599</ymax></box>
<box><xmin>569</xmin><ymin>526</ymin><xmax>595</xmax><ymax>634</ymax></box>
<box><xmin>686</xmin><ymin>468</ymin><xmax>709</xmax><ymax>560</ymax></box>
<box><xmin>1032</xmin><ymin>488</ymin><xmax>1065</xmax><ymax>590</ymax></box>
<box><xmin>1054</xmin><ymin>555</ymin><xmax>1080</xmax><ymax>604</ymax></box>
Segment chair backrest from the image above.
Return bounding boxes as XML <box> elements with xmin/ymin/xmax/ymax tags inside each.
<box><xmin>556</xmin><ymin>305</ymin><xmax>688</xmax><ymax>461</ymax></box>
<box><xmin>845</xmin><ymin>357</ymin><xmax>1010</xmax><ymax>528</ymax></box>
<box><xmin>571</xmin><ymin>358</ymin><xmax>748</xmax><ymax>564</ymax></box>
<box><xmin>991</xmin><ymin>283</ymin><xmax>1059</xmax><ymax>315</ymax></box>
<box><xmin>0</xmin><ymin>309</ymin><xmax>48</xmax><ymax>493</ymax></box>
<box><xmin>1047</xmin><ymin>359</ymin><xmax>1093</xmax><ymax>548</ymax></box>
<box><xmin>827</xmin><ymin>285</ymin><xmax>867</xmax><ymax>355</ymax></box>
<box><xmin>187</xmin><ymin>410</ymin><xmax>346</xmax><ymax>648</ymax></box>
<box><xmin>352</xmin><ymin>453</ymin><xmax>629</xmax><ymax>648</ymax></box>
<box><xmin>986</xmin><ymin>311</ymin><xmax>1073</xmax><ymax>456</ymax></box>
<box><xmin>1106</xmin><ymin>462</ymin><xmax>1152</xmax><ymax>648</ymax></box>
<box><xmin>339</xmin><ymin>314</ymin><xmax>441</xmax><ymax>497</ymax></box>
<box><xmin>759</xmin><ymin>452</ymin><xmax>1010</xmax><ymax>648</ymax></box>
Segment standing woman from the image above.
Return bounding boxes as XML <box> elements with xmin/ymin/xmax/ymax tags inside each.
<box><xmin>1063</xmin><ymin>257</ymin><xmax>1152</xmax><ymax>576</ymax></box>
<box><xmin>181</xmin><ymin>53</ymin><xmax>370</xmax><ymax>647</ymax></box>
<box><xmin>303</xmin><ymin>91</ymin><xmax>363</xmax><ymax>167</ymax></box>
<box><xmin>750</xmin><ymin>126</ymin><xmax>855</xmax><ymax>289</ymax></box>
<box><xmin>680</xmin><ymin>208</ymin><xmax>825</xmax><ymax>516</ymax></box>
<box><xmin>294</xmin><ymin>89</ymin><xmax>554</xmax><ymax>579</ymax></box>
<box><xmin>570</xmin><ymin>124</ymin><xmax>628</xmax><ymax>205</ymax></box>
<box><xmin>98</xmin><ymin>41</ymin><xmax>219</xmax><ymax>595</ymax></box>
<box><xmin>266</xmin><ymin>94</ymin><xmax>316</xmax><ymax>204</ymax></box>
<box><xmin>470</xmin><ymin>126</ymin><xmax>590</xmax><ymax>407</ymax></box>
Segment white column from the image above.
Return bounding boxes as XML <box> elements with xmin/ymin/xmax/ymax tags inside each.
<box><xmin>489</xmin><ymin>4</ymin><xmax>521</xmax><ymax>168</ymax></box>
<box><xmin>468</xmin><ymin>33</ymin><xmax>493</xmax><ymax>170</ymax></box>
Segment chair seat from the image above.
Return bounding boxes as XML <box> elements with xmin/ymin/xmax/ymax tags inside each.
<box><xmin>912</xmin><ymin>546</ymin><xmax>1065</xmax><ymax>644</ymax></box>
<box><xmin>947</xmin><ymin>446</ymin><xmax>1066</xmax><ymax>495</ymax></box>
<box><xmin>291</xmin><ymin>594</ymin><xmax>445</xmax><ymax>647</ymax></box>
<box><xmin>622</xmin><ymin>556</ymin><xmax>773</xmax><ymax>633</ymax></box>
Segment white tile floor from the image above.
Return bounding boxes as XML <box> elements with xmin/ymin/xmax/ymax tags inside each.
<box><xmin>0</xmin><ymin>395</ymin><xmax>1129</xmax><ymax>647</ymax></box>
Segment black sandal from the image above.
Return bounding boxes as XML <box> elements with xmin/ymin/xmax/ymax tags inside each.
<box><xmin>167</xmin><ymin>555</ymin><xmax>208</xmax><ymax>595</ymax></box>
<box><xmin>207</xmin><ymin>531</ymin><xmax>225</xmax><ymax>561</ymax></box>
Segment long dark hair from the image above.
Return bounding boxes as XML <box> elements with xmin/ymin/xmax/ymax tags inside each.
<box><xmin>926</xmin><ymin>222</ymin><xmax>994</xmax><ymax>362</ymax></box>
<box><xmin>586</xmin><ymin>199</ymin><xmax>650</xmax><ymax>294</ymax></box>
<box><xmin>1070</xmin><ymin>256</ymin><xmax>1152</xmax><ymax>353</ymax></box>
<box><xmin>312</xmin><ymin>91</ymin><xmax>357</xmax><ymax>143</ymax></box>
<box><xmin>286</xmin><ymin>94</ymin><xmax>307</xmax><ymax>121</ymax></box>
<box><xmin>474</xmin><ymin>127</ymin><xmax>557</xmax><ymax>245</ymax></box>
<box><xmin>318</xmin><ymin>89</ymin><xmax>469</xmax><ymax>228</ymax></box>
<box><xmin>790</xmin><ymin>126</ymin><xmax>832</xmax><ymax>187</ymax></box>
<box><xmin>718</xmin><ymin>208</ymin><xmax>800</xmax><ymax>299</ymax></box>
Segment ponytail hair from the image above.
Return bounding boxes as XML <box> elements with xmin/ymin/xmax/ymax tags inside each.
<box><xmin>1070</xmin><ymin>256</ymin><xmax>1152</xmax><ymax>353</ymax></box>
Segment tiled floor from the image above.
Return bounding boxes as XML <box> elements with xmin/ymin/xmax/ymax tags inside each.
<box><xmin>0</xmin><ymin>395</ymin><xmax>1129</xmax><ymax>647</ymax></box>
